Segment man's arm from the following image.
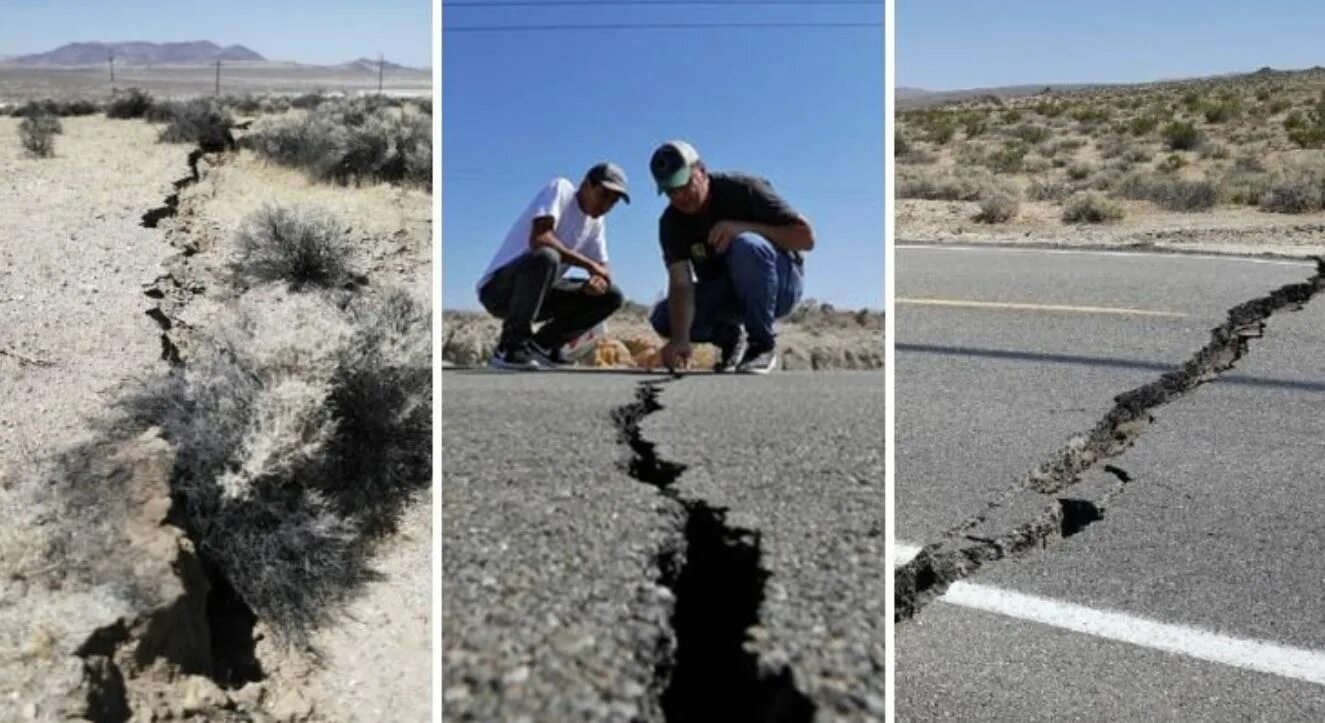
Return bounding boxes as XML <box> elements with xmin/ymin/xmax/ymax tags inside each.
<box><xmin>530</xmin><ymin>216</ymin><xmax>610</xmax><ymax>279</ymax></box>
<box><xmin>662</xmin><ymin>260</ymin><xmax>695</xmax><ymax>369</ymax></box>
<box><xmin>713</xmin><ymin>216</ymin><xmax>815</xmax><ymax>253</ymax></box>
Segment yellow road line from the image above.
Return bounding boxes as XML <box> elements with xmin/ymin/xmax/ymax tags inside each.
<box><xmin>896</xmin><ymin>297</ymin><xmax>1189</xmax><ymax>318</ymax></box>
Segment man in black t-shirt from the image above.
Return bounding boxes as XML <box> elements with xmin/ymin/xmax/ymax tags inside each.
<box><xmin>647</xmin><ymin>140</ymin><xmax>813</xmax><ymax>373</ymax></box>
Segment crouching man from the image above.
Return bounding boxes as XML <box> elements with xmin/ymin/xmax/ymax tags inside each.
<box><xmin>476</xmin><ymin>162</ymin><xmax>630</xmax><ymax>369</ymax></box>
<box><xmin>648</xmin><ymin>140</ymin><xmax>814</xmax><ymax>374</ymax></box>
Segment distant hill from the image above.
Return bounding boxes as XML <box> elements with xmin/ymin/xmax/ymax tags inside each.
<box><xmin>5</xmin><ymin>41</ymin><xmax>265</xmax><ymax>66</ymax></box>
<box><xmin>340</xmin><ymin>57</ymin><xmax>414</xmax><ymax>73</ymax></box>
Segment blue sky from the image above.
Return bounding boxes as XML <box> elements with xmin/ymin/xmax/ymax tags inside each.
<box><xmin>441</xmin><ymin>2</ymin><xmax>884</xmax><ymax>311</ymax></box>
<box><xmin>0</xmin><ymin>1</ymin><xmax>430</xmax><ymax>67</ymax></box>
<box><xmin>900</xmin><ymin>0</ymin><xmax>1325</xmax><ymax>90</ymax></box>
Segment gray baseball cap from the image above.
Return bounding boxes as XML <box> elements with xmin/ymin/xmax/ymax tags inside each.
<box><xmin>650</xmin><ymin>140</ymin><xmax>700</xmax><ymax>194</ymax></box>
<box><xmin>586</xmin><ymin>162</ymin><xmax>630</xmax><ymax>204</ymax></box>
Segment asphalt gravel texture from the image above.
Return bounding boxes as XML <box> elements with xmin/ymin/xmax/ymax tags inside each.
<box><xmin>442</xmin><ymin>369</ymin><xmax>885</xmax><ymax>722</ymax></box>
<box><xmin>896</xmin><ymin>246</ymin><xmax>1325</xmax><ymax>720</ymax></box>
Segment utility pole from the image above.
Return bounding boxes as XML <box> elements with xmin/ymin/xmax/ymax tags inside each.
<box><xmin>215</xmin><ymin>59</ymin><xmax>221</xmax><ymax>96</ymax></box>
<box><xmin>108</xmin><ymin>51</ymin><xmax>115</xmax><ymax>91</ymax></box>
<box><xmin>378</xmin><ymin>53</ymin><xmax>385</xmax><ymax>96</ymax></box>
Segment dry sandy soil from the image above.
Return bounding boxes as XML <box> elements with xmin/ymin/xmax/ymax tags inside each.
<box><xmin>896</xmin><ymin>67</ymin><xmax>1325</xmax><ymax>258</ymax></box>
<box><xmin>0</xmin><ymin>111</ymin><xmax>431</xmax><ymax>721</ymax></box>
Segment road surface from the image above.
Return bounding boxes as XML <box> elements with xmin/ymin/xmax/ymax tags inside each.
<box><xmin>443</xmin><ymin>369</ymin><xmax>884</xmax><ymax>722</ymax></box>
<box><xmin>895</xmin><ymin>245</ymin><xmax>1325</xmax><ymax>721</ymax></box>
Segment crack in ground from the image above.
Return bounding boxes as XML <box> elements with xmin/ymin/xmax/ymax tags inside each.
<box><xmin>613</xmin><ymin>380</ymin><xmax>815</xmax><ymax>723</ymax></box>
<box><xmin>897</xmin><ymin>257</ymin><xmax>1325</xmax><ymax>621</ymax></box>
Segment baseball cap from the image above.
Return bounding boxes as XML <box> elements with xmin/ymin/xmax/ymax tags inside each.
<box><xmin>650</xmin><ymin>140</ymin><xmax>700</xmax><ymax>194</ymax></box>
<box><xmin>586</xmin><ymin>162</ymin><xmax>631</xmax><ymax>204</ymax></box>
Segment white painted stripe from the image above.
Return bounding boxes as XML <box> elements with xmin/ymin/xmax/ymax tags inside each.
<box><xmin>895</xmin><ymin>540</ymin><xmax>1325</xmax><ymax>685</ymax></box>
<box><xmin>896</xmin><ymin>297</ymin><xmax>1189</xmax><ymax>318</ymax></box>
<box><xmin>896</xmin><ymin>244</ymin><xmax>1317</xmax><ymax>267</ymax></box>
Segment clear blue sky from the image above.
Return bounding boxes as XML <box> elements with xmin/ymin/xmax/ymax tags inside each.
<box><xmin>441</xmin><ymin>2</ymin><xmax>885</xmax><ymax>311</ymax></box>
<box><xmin>900</xmin><ymin>0</ymin><xmax>1325</xmax><ymax>90</ymax></box>
<box><xmin>0</xmin><ymin>1</ymin><xmax>430</xmax><ymax>67</ymax></box>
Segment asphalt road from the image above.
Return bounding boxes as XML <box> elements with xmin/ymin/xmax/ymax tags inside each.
<box><xmin>896</xmin><ymin>245</ymin><xmax>1325</xmax><ymax>721</ymax></box>
<box><xmin>443</xmin><ymin>369</ymin><xmax>885</xmax><ymax>722</ymax></box>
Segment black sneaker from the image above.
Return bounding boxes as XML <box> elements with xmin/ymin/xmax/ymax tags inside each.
<box><xmin>488</xmin><ymin>342</ymin><xmax>542</xmax><ymax>370</ymax></box>
<box><xmin>529</xmin><ymin>340</ymin><xmax>572</xmax><ymax>368</ymax></box>
<box><xmin>714</xmin><ymin>328</ymin><xmax>748</xmax><ymax>373</ymax></box>
<box><xmin>736</xmin><ymin>342</ymin><xmax>778</xmax><ymax>374</ymax></box>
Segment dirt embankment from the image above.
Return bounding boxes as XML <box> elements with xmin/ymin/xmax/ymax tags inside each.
<box><xmin>1</xmin><ymin>113</ymin><xmax>431</xmax><ymax>722</ymax></box>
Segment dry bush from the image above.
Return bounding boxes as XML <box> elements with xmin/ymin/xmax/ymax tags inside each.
<box><xmin>1066</xmin><ymin>162</ymin><xmax>1094</xmax><ymax>181</ymax></box>
<box><xmin>1062</xmin><ymin>191</ymin><xmax>1125</xmax><ymax>223</ymax></box>
<box><xmin>117</xmin><ymin>289</ymin><xmax>430</xmax><ymax>639</ymax></box>
<box><xmin>1163</xmin><ymin>121</ymin><xmax>1203</xmax><ymax>150</ymax></box>
<box><xmin>985</xmin><ymin>142</ymin><xmax>1030</xmax><ymax>174</ymax></box>
<box><xmin>896</xmin><ymin>168</ymin><xmax>993</xmax><ymax>201</ymax></box>
<box><xmin>18</xmin><ymin>111</ymin><xmax>61</xmax><ymax>158</ymax></box>
<box><xmin>974</xmin><ymin>185</ymin><xmax>1021</xmax><ymax>223</ymax></box>
<box><xmin>1028</xmin><ymin>177</ymin><xmax>1070</xmax><ymax>202</ymax></box>
<box><xmin>5</xmin><ymin>98</ymin><xmax>99</xmax><ymax>117</ymax></box>
<box><xmin>156</xmin><ymin>98</ymin><xmax>236</xmax><ymax>150</ymax></box>
<box><xmin>234</xmin><ymin>205</ymin><xmax>354</xmax><ymax>289</ymax></box>
<box><xmin>1116</xmin><ymin>173</ymin><xmax>1218</xmax><ymax>211</ymax></box>
<box><xmin>1258</xmin><ymin>165</ymin><xmax>1325</xmax><ymax>213</ymax></box>
<box><xmin>106</xmin><ymin>87</ymin><xmax>155</xmax><ymax>119</ymax></box>
<box><xmin>897</xmin><ymin>147</ymin><xmax>939</xmax><ymax>165</ymax></box>
<box><xmin>1126</xmin><ymin>115</ymin><xmax>1160</xmax><ymax>136</ymax></box>
<box><xmin>242</xmin><ymin>96</ymin><xmax>431</xmax><ymax>188</ymax></box>
<box><xmin>1008</xmin><ymin>123</ymin><xmax>1051</xmax><ymax>145</ymax></box>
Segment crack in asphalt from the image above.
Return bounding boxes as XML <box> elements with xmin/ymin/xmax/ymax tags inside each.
<box><xmin>897</xmin><ymin>257</ymin><xmax>1325</xmax><ymax>621</ymax></box>
<box><xmin>613</xmin><ymin>380</ymin><xmax>816</xmax><ymax>723</ymax></box>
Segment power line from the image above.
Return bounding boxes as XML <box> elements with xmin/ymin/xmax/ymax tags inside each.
<box><xmin>444</xmin><ymin>20</ymin><xmax>882</xmax><ymax>32</ymax></box>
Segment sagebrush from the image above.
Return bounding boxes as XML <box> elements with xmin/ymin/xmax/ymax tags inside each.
<box><xmin>233</xmin><ymin>205</ymin><xmax>354</xmax><ymax>289</ymax></box>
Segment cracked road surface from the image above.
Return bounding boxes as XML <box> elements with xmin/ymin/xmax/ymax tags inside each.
<box><xmin>895</xmin><ymin>246</ymin><xmax>1325</xmax><ymax>720</ymax></box>
<box><xmin>442</xmin><ymin>369</ymin><xmax>884</xmax><ymax>721</ymax></box>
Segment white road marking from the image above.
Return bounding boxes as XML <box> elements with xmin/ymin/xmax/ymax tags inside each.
<box><xmin>895</xmin><ymin>541</ymin><xmax>1325</xmax><ymax>685</ymax></box>
<box><xmin>896</xmin><ymin>244</ymin><xmax>1317</xmax><ymax>267</ymax></box>
<box><xmin>896</xmin><ymin>297</ymin><xmax>1189</xmax><ymax>318</ymax></box>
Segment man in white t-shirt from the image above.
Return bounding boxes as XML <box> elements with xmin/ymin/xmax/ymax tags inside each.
<box><xmin>477</xmin><ymin>162</ymin><xmax>630</xmax><ymax>369</ymax></box>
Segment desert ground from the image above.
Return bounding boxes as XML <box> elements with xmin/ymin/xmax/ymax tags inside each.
<box><xmin>896</xmin><ymin>67</ymin><xmax>1325</xmax><ymax>257</ymax></box>
<box><xmin>1</xmin><ymin>82</ymin><xmax>431</xmax><ymax>722</ymax></box>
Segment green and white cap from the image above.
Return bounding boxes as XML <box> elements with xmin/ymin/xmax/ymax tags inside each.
<box><xmin>649</xmin><ymin>140</ymin><xmax>701</xmax><ymax>194</ymax></box>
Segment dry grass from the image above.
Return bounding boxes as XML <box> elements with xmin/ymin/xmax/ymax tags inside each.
<box><xmin>896</xmin><ymin>66</ymin><xmax>1325</xmax><ymax>249</ymax></box>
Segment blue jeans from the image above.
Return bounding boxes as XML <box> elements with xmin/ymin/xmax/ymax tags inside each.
<box><xmin>650</xmin><ymin>232</ymin><xmax>803</xmax><ymax>348</ymax></box>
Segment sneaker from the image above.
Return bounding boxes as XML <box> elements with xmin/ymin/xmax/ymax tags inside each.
<box><xmin>736</xmin><ymin>343</ymin><xmax>778</xmax><ymax>374</ymax></box>
<box><xmin>488</xmin><ymin>342</ymin><xmax>542</xmax><ymax>370</ymax></box>
<box><xmin>714</xmin><ymin>328</ymin><xmax>748</xmax><ymax>373</ymax></box>
<box><xmin>529</xmin><ymin>340</ymin><xmax>573</xmax><ymax>368</ymax></box>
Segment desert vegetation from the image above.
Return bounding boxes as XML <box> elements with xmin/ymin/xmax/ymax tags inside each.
<box><xmin>17</xmin><ymin>108</ymin><xmax>61</xmax><ymax>157</ymax></box>
<box><xmin>896</xmin><ymin>67</ymin><xmax>1325</xmax><ymax>251</ymax></box>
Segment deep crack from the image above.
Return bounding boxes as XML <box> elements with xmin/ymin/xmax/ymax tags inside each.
<box><xmin>897</xmin><ymin>257</ymin><xmax>1325</xmax><ymax>621</ymax></box>
<box><xmin>613</xmin><ymin>380</ymin><xmax>815</xmax><ymax>722</ymax></box>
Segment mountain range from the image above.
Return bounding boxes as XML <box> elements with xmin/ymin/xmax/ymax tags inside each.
<box><xmin>1</xmin><ymin>42</ymin><xmax>424</xmax><ymax>70</ymax></box>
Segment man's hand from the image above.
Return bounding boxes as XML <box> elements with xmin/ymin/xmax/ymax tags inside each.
<box><xmin>586</xmin><ymin>260</ymin><xmax>611</xmax><ymax>282</ymax></box>
<box><xmin>585</xmin><ymin>274</ymin><xmax>609</xmax><ymax>296</ymax></box>
<box><xmin>660</xmin><ymin>339</ymin><xmax>692</xmax><ymax>371</ymax></box>
<box><xmin>707</xmin><ymin>221</ymin><xmax>747</xmax><ymax>254</ymax></box>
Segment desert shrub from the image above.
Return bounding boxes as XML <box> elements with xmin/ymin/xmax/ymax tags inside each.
<box><xmin>1071</xmin><ymin>106</ymin><xmax>1111</xmax><ymax>126</ymax></box>
<box><xmin>290</xmin><ymin>92</ymin><xmax>328</xmax><ymax>110</ymax></box>
<box><xmin>1159</xmin><ymin>154</ymin><xmax>1188</xmax><ymax>173</ymax></box>
<box><xmin>1034</xmin><ymin>101</ymin><xmax>1066</xmax><ymax>118</ymax></box>
<box><xmin>1162</xmin><ymin>121</ymin><xmax>1203</xmax><ymax>150</ymax></box>
<box><xmin>985</xmin><ymin>142</ymin><xmax>1029</xmax><ymax>174</ymax></box>
<box><xmin>926</xmin><ymin>118</ymin><xmax>957</xmax><ymax>145</ymax></box>
<box><xmin>18</xmin><ymin>111</ymin><xmax>61</xmax><ymax>157</ymax></box>
<box><xmin>1127</xmin><ymin>115</ymin><xmax>1160</xmax><ymax>136</ymax></box>
<box><xmin>1181</xmin><ymin>90</ymin><xmax>1204</xmax><ymax>110</ymax></box>
<box><xmin>223</xmin><ymin>94</ymin><xmax>264</xmax><ymax>114</ymax></box>
<box><xmin>1199</xmin><ymin>143</ymin><xmax>1230</xmax><ymax>160</ymax></box>
<box><xmin>896</xmin><ymin>168</ymin><xmax>993</xmax><ymax>201</ymax></box>
<box><xmin>1285</xmin><ymin>94</ymin><xmax>1325</xmax><ymax>148</ymax></box>
<box><xmin>106</xmin><ymin>87</ymin><xmax>155</xmax><ymax>119</ymax></box>
<box><xmin>974</xmin><ymin>185</ymin><xmax>1020</xmax><ymax>223</ymax></box>
<box><xmin>1219</xmin><ymin>167</ymin><xmax>1274</xmax><ymax>206</ymax></box>
<box><xmin>234</xmin><ymin>205</ymin><xmax>354</xmax><ymax>288</ymax></box>
<box><xmin>897</xmin><ymin>147</ymin><xmax>939</xmax><ymax>165</ymax></box>
<box><xmin>156</xmin><ymin>98</ymin><xmax>236</xmax><ymax>149</ymax></box>
<box><xmin>1258</xmin><ymin>166</ymin><xmax>1325</xmax><ymax>213</ymax></box>
<box><xmin>1009</xmin><ymin>123</ymin><xmax>1051</xmax><ymax>144</ymax></box>
<box><xmin>962</xmin><ymin>114</ymin><xmax>988</xmax><ymax>138</ymax></box>
<box><xmin>1117</xmin><ymin>174</ymin><xmax>1218</xmax><ymax>211</ymax></box>
<box><xmin>117</xmin><ymin>289</ymin><xmax>430</xmax><ymax>639</ymax></box>
<box><xmin>242</xmin><ymin>96</ymin><xmax>431</xmax><ymax>187</ymax></box>
<box><xmin>1202</xmin><ymin>100</ymin><xmax>1240</xmax><ymax>123</ymax></box>
<box><xmin>1062</xmin><ymin>191</ymin><xmax>1124</xmax><ymax>223</ymax></box>
<box><xmin>1123</xmin><ymin>145</ymin><xmax>1153</xmax><ymax>163</ymax></box>
<box><xmin>1028</xmin><ymin>178</ymin><xmax>1070</xmax><ymax>202</ymax></box>
<box><xmin>7</xmin><ymin>98</ymin><xmax>100</xmax><ymax>117</ymax></box>
<box><xmin>1023</xmin><ymin>155</ymin><xmax>1052</xmax><ymax>174</ymax></box>
<box><xmin>1066</xmin><ymin>162</ymin><xmax>1094</xmax><ymax>181</ymax></box>
<box><xmin>1002</xmin><ymin>108</ymin><xmax>1023</xmax><ymax>123</ymax></box>
<box><xmin>1267</xmin><ymin>98</ymin><xmax>1292</xmax><ymax>114</ymax></box>
<box><xmin>895</xmin><ymin>130</ymin><xmax>909</xmax><ymax>157</ymax></box>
